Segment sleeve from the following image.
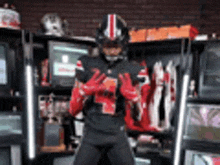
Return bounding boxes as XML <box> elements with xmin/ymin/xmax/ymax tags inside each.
<box><xmin>68</xmin><ymin>57</ymin><xmax>87</xmax><ymax>116</ymax></box>
<box><xmin>124</xmin><ymin>63</ymin><xmax>158</xmax><ymax>132</ymax></box>
<box><xmin>69</xmin><ymin>79</ymin><xmax>85</xmax><ymax>116</ymax></box>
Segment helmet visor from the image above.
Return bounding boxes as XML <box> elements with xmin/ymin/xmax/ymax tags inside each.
<box><xmin>102</xmin><ymin>39</ymin><xmax>123</xmax><ymax>48</ymax></box>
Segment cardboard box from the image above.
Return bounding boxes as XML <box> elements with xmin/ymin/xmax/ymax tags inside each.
<box><xmin>168</xmin><ymin>25</ymin><xmax>198</xmax><ymax>40</ymax></box>
<box><xmin>130</xmin><ymin>24</ymin><xmax>199</xmax><ymax>43</ymax></box>
<box><xmin>129</xmin><ymin>29</ymin><xmax>147</xmax><ymax>42</ymax></box>
<box><xmin>146</xmin><ymin>28</ymin><xmax>157</xmax><ymax>41</ymax></box>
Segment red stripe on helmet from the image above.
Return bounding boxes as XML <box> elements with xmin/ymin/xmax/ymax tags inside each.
<box><xmin>76</xmin><ymin>60</ymin><xmax>84</xmax><ymax>71</ymax></box>
<box><xmin>76</xmin><ymin>60</ymin><xmax>82</xmax><ymax>67</ymax></box>
<box><xmin>109</xmin><ymin>14</ymin><xmax>115</xmax><ymax>40</ymax></box>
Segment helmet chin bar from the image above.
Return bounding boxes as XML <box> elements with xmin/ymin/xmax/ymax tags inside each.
<box><xmin>101</xmin><ymin>47</ymin><xmax>127</xmax><ymax>63</ymax></box>
<box><xmin>105</xmin><ymin>55</ymin><xmax>120</xmax><ymax>62</ymax></box>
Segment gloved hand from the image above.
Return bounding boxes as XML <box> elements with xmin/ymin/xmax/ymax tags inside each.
<box><xmin>80</xmin><ymin>69</ymin><xmax>106</xmax><ymax>96</ymax></box>
<box><xmin>119</xmin><ymin>73</ymin><xmax>138</xmax><ymax>102</ymax></box>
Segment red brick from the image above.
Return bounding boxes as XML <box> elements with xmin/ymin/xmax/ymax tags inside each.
<box><xmin>13</xmin><ymin>0</ymin><xmax>220</xmax><ymax>36</ymax></box>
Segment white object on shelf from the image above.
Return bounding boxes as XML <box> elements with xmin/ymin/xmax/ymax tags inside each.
<box><xmin>71</xmin><ymin>36</ymin><xmax>96</xmax><ymax>42</ymax></box>
<box><xmin>0</xmin><ymin>7</ymin><xmax>20</xmax><ymax>29</ymax></box>
<box><xmin>194</xmin><ymin>34</ymin><xmax>208</xmax><ymax>41</ymax></box>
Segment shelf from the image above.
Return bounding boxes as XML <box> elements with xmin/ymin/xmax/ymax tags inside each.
<box><xmin>129</xmin><ymin>38</ymin><xmax>187</xmax><ymax>45</ymax></box>
<box><xmin>128</xmin><ymin>38</ymin><xmax>189</xmax><ymax>53</ymax></box>
<box><xmin>33</xmin><ymin>151</ymin><xmax>75</xmax><ymax>165</ymax></box>
<box><xmin>39</xmin><ymin>150</ymin><xmax>75</xmax><ymax>155</ymax></box>
<box><xmin>0</xmin><ymin>95</ymin><xmax>24</xmax><ymax>100</ymax></box>
<box><xmin>0</xmin><ymin>28</ymin><xmax>22</xmax><ymax>37</ymax></box>
<box><xmin>33</xmin><ymin>33</ymin><xmax>96</xmax><ymax>46</ymax></box>
<box><xmin>127</xmin><ymin>130</ymin><xmax>173</xmax><ymax>140</ymax></box>
<box><xmin>192</xmin><ymin>39</ymin><xmax>220</xmax><ymax>45</ymax></box>
<box><xmin>191</xmin><ymin>39</ymin><xmax>220</xmax><ymax>54</ymax></box>
<box><xmin>135</xmin><ymin>151</ymin><xmax>171</xmax><ymax>165</ymax></box>
<box><xmin>182</xmin><ymin>139</ymin><xmax>220</xmax><ymax>153</ymax></box>
<box><xmin>187</xmin><ymin>97</ymin><xmax>220</xmax><ymax>104</ymax></box>
<box><xmin>128</xmin><ymin>38</ymin><xmax>220</xmax><ymax>48</ymax></box>
<box><xmin>0</xmin><ymin>134</ymin><xmax>24</xmax><ymax>146</ymax></box>
<box><xmin>36</xmin><ymin>86</ymin><xmax>72</xmax><ymax>95</ymax></box>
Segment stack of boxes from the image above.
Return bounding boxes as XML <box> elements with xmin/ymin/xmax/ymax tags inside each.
<box><xmin>129</xmin><ymin>24</ymin><xmax>199</xmax><ymax>43</ymax></box>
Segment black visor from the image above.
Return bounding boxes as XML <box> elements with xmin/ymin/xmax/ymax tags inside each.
<box><xmin>102</xmin><ymin>39</ymin><xmax>123</xmax><ymax>48</ymax></box>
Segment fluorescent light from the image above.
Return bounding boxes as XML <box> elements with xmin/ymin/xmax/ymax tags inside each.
<box><xmin>26</xmin><ymin>65</ymin><xmax>36</xmax><ymax>159</ymax></box>
<box><xmin>173</xmin><ymin>74</ymin><xmax>190</xmax><ymax>165</ymax></box>
<box><xmin>54</xmin><ymin>46</ymin><xmax>88</xmax><ymax>54</ymax></box>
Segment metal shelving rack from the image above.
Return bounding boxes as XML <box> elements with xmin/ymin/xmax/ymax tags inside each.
<box><xmin>173</xmin><ymin>40</ymin><xmax>220</xmax><ymax>165</ymax></box>
<box><xmin>0</xmin><ymin>28</ymin><xmax>33</xmax><ymax>165</ymax></box>
<box><xmin>128</xmin><ymin>38</ymin><xmax>192</xmax><ymax>165</ymax></box>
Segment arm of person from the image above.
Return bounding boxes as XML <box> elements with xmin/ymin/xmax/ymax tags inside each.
<box><xmin>69</xmin><ymin>58</ymin><xmax>106</xmax><ymax>117</ymax></box>
<box><xmin>68</xmin><ymin>58</ymin><xmax>86</xmax><ymax>116</ymax></box>
<box><xmin>69</xmin><ymin>79</ymin><xmax>86</xmax><ymax>117</ymax></box>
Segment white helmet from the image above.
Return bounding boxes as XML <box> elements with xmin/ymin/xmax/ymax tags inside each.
<box><xmin>96</xmin><ymin>14</ymin><xmax>130</xmax><ymax>63</ymax></box>
<box><xmin>41</xmin><ymin>13</ymin><xmax>64</xmax><ymax>36</ymax></box>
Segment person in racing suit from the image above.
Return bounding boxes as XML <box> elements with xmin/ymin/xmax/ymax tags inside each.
<box><xmin>69</xmin><ymin>14</ymin><xmax>156</xmax><ymax>165</ymax></box>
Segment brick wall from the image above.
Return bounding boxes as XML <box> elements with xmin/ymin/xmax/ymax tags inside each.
<box><xmin>6</xmin><ymin>0</ymin><xmax>220</xmax><ymax>37</ymax></box>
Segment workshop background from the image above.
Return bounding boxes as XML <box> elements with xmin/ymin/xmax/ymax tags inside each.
<box><xmin>8</xmin><ymin>0</ymin><xmax>220</xmax><ymax>37</ymax></box>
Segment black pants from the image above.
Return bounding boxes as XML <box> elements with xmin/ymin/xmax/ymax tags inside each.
<box><xmin>73</xmin><ymin>128</ymin><xmax>135</xmax><ymax>165</ymax></box>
